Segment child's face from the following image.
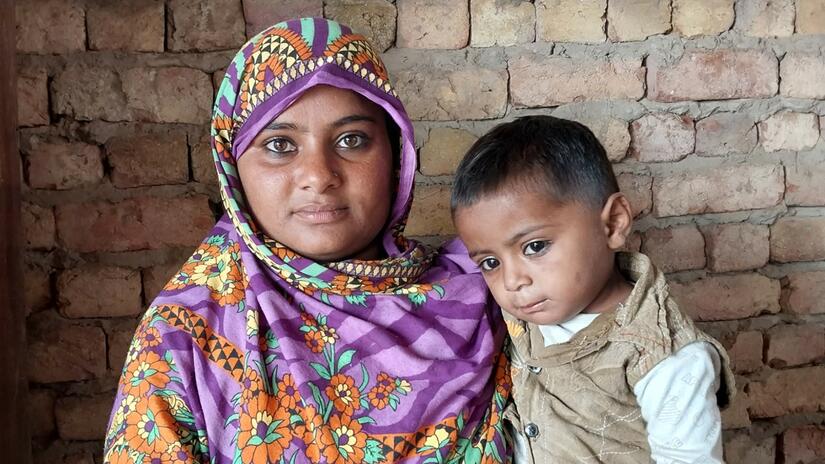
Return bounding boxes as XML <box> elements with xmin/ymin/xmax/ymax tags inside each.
<box><xmin>454</xmin><ymin>188</ymin><xmax>623</xmax><ymax>325</ymax></box>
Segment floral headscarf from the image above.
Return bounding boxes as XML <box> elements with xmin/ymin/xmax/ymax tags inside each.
<box><xmin>104</xmin><ymin>17</ymin><xmax>510</xmax><ymax>464</ymax></box>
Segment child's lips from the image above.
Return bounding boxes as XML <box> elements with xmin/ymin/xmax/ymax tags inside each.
<box><xmin>515</xmin><ymin>298</ymin><xmax>549</xmax><ymax>313</ymax></box>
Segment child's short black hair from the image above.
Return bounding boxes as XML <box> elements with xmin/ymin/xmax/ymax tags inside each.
<box><xmin>450</xmin><ymin>115</ymin><xmax>619</xmax><ymax>213</ymax></box>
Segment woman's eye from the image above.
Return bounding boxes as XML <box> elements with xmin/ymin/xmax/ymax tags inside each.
<box><xmin>479</xmin><ymin>257</ymin><xmax>500</xmax><ymax>272</ymax></box>
<box><xmin>264</xmin><ymin>137</ymin><xmax>297</xmax><ymax>154</ymax></box>
<box><xmin>523</xmin><ymin>241</ymin><xmax>549</xmax><ymax>256</ymax></box>
<box><xmin>337</xmin><ymin>133</ymin><xmax>365</xmax><ymax>149</ymax></box>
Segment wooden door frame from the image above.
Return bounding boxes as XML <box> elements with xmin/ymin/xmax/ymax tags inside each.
<box><xmin>1</xmin><ymin>0</ymin><xmax>31</xmax><ymax>462</ymax></box>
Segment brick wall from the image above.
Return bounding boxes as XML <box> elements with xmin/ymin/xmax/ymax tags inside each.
<box><xmin>16</xmin><ymin>0</ymin><xmax>825</xmax><ymax>462</ymax></box>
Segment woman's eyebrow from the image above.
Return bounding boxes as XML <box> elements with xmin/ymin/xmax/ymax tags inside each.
<box><xmin>265</xmin><ymin>121</ymin><xmax>299</xmax><ymax>131</ymax></box>
<box><xmin>331</xmin><ymin>114</ymin><xmax>377</xmax><ymax>128</ymax></box>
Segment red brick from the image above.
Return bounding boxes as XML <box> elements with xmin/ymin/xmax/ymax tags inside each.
<box><xmin>55</xmin><ymin>394</ymin><xmax>112</xmax><ymax>441</ymax></box>
<box><xmin>122</xmin><ymin>67</ymin><xmax>213</xmax><ymax>124</ymax></box>
<box><xmin>17</xmin><ymin>68</ymin><xmax>49</xmax><ymax>127</ymax></box>
<box><xmin>629</xmin><ymin>113</ymin><xmax>695</xmax><ymax>163</ymax></box>
<box><xmin>783</xmin><ymin>425</ymin><xmax>825</xmax><ymax>463</ymax></box>
<box><xmin>510</xmin><ymin>55</ymin><xmax>644</xmax><ymax>107</ymax></box>
<box><xmin>648</xmin><ymin>49</ymin><xmax>778</xmax><ymax>102</ymax></box>
<box><xmin>242</xmin><ymin>0</ymin><xmax>323</xmax><ymax>37</ymax></box>
<box><xmin>695</xmin><ymin>113</ymin><xmax>757</xmax><ymax>156</ymax></box>
<box><xmin>621</xmin><ymin>231</ymin><xmax>642</xmax><ymax>253</ymax></box>
<box><xmin>725</xmin><ymin>331</ymin><xmax>763</xmax><ymax>374</ymax></box>
<box><xmin>670</xmin><ymin>273</ymin><xmax>780</xmax><ymax>321</ymax></box>
<box><xmin>721</xmin><ymin>382</ymin><xmax>751</xmax><ymax>429</ymax></box>
<box><xmin>703</xmin><ymin>223</ymin><xmax>769</xmax><ymax>272</ymax></box>
<box><xmin>672</xmin><ymin>0</ymin><xmax>734</xmax><ymax>37</ymax></box>
<box><xmin>167</xmin><ymin>0</ymin><xmax>245</xmax><ymax>51</ymax></box>
<box><xmin>87</xmin><ymin>0</ymin><xmax>164</xmax><ymax>52</ymax></box>
<box><xmin>471</xmin><ymin>0</ymin><xmax>535</xmax><ymax>47</ymax></box>
<box><xmin>28</xmin><ymin>320</ymin><xmax>107</xmax><ymax>383</ymax></box>
<box><xmin>326</xmin><ymin>0</ymin><xmax>397</xmax><ymax>52</ymax></box>
<box><xmin>767</xmin><ymin>325</ymin><xmax>825</xmax><ymax>368</ymax></box>
<box><xmin>33</xmin><ymin>444</ymin><xmax>97</xmax><ymax>464</ymax></box>
<box><xmin>26</xmin><ymin>139</ymin><xmax>104</xmax><ymax>190</ymax></box>
<box><xmin>781</xmin><ymin>53</ymin><xmax>825</xmax><ymax>99</ymax></box>
<box><xmin>107</xmin><ymin>323</ymin><xmax>138</xmax><ymax>373</ymax></box>
<box><xmin>537</xmin><ymin>0</ymin><xmax>605</xmax><ymax>43</ymax></box>
<box><xmin>52</xmin><ymin>65</ymin><xmax>128</xmax><ymax>122</ymax></box>
<box><xmin>758</xmin><ymin>112</ymin><xmax>820</xmax><ymax>152</ymax></box>
<box><xmin>607</xmin><ymin>0</ymin><xmax>671</xmax><ymax>41</ymax></box>
<box><xmin>28</xmin><ymin>389</ymin><xmax>56</xmax><ymax>438</ymax></box>
<box><xmin>747</xmin><ymin>366</ymin><xmax>825</xmax><ymax>418</ymax></box>
<box><xmin>143</xmin><ymin>261</ymin><xmax>186</xmax><ymax>302</ymax></box>
<box><xmin>770</xmin><ymin>217</ymin><xmax>825</xmax><ymax>263</ymax></box>
<box><xmin>616</xmin><ymin>173</ymin><xmax>652</xmax><ymax>218</ymax></box>
<box><xmin>797</xmin><ymin>0</ymin><xmax>825</xmax><ymax>34</ymax></box>
<box><xmin>406</xmin><ymin>184</ymin><xmax>453</xmax><ymax>236</ymax></box>
<box><xmin>57</xmin><ymin>265</ymin><xmax>142</xmax><ymax>319</ymax></box>
<box><xmin>652</xmin><ymin>164</ymin><xmax>784</xmax><ymax>218</ymax></box>
<box><xmin>56</xmin><ymin>195</ymin><xmax>215</xmax><ymax>253</ymax></box>
<box><xmin>192</xmin><ymin>133</ymin><xmax>218</xmax><ymax>187</ymax></box>
<box><xmin>107</xmin><ymin>132</ymin><xmax>189</xmax><ymax>188</ymax></box>
<box><xmin>787</xmin><ymin>162</ymin><xmax>825</xmax><ymax>206</ymax></box>
<box><xmin>723</xmin><ymin>433</ymin><xmax>775</xmax><ymax>464</ymax></box>
<box><xmin>735</xmin><ymin>0</ymin><xmax>794</xmax><ymax>37</ymax></box>
<box><xmin>24</xmin><ymin>261</ymin><xmax>51</xmax><ymax>314</ymax></box>
<box><xmin>642</xmin><ymin>225</ymin><xmax>706</xmax><ymax>273</ymax></box>
<box><xmin>397</xmin><ymin>0</ymin><xmax>469</xmax><ymax>49</ymax></box>
<box><xmin>420</xmin><ymin>128</ymin><xmax>477</xmax><ymax>176</ymax></box>
<box><xmin>782</xmin><ymin>271</ymin><xmax>825</xmax><ymax>316</ymax></box>
<box><xmin>16</xmin><ymin>0</ymin><xmax>85</xmax><ymax>54</ymax></box>
<box><xmin>22</xmin><ymin>202</ymin><xmax>55</xmax><ymax>249</ymax></box>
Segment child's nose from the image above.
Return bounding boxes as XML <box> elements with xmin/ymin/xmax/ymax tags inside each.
<box><xmin>503</xmin><ymin>265</ymin><xmax>531</xmax><ymax>292</ymax></box>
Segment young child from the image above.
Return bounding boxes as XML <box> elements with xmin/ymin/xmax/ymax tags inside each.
<box><xmin>451</xmin><ymin>116</ymin><xmax>734</xmax><ymax>463</ymax></box>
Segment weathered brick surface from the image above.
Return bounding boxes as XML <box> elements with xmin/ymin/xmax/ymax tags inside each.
<box><xmin>392</xmin><ymin>67</ymin><xmax>507</xmax><ymax>121</ymax></box>
<box><xmin>721</xmin><ymin>383</ymin><xmax>751</xmax><ymax>429</ymax></box>
<box><xmin>28</xmin><ymin>389</ymin><xmax>56</xmax><ymax>438</ymax></box>
<box><xmin>243</xmin><ymin>0</ymin><xmax>323</xmax><ymax>37</ymax></box>
<box><xmin>783</xmin><ymin>426</ymin><xmax>825</xmax><ymax>463</ymax></box>
<box><xmin>420</xmin><ymin>128</ymin><xmax>477</xmax><ymax>176</ymax></box>
<box><xmin>748</xmin><ymin>366</ymin><xmax>825</xmax><ymax>418</ymax></box>
<box><xmin>797</xmin><ymin>0</ymin><xmax>825</xmax><ymax>34</ymax></box>
<box><xmin>629</xmin><ymin>113</ymin><xmax>695</xmax><ymax>163</ymax></box>
<box><xmin>767</xmin><ymin>324</ymin><xmax>825</xmax><ymax>368</ymax></box>
<box><xmin>617</xmin><ymin>173</ymin><xmax>652</xmax><ymax>218</ymax></box>
<box><xmin>52</xmin><ymin>66</ymin><xmax>128</xmax><ymax>122</ymax></box>
<box><xmin>621</xmin><ymin>231</ymin><xmax>642</xmax><ymax>253</ymax></box>
<box><xmin>770</xmin><ymin>217</ymin><xmax>825</xmax><ymax>263</ymax></box>
<box><xmin>406</xmin><ymin>184</ymin><xmax>454</xmax><ymax>236</ymax></box>
<box><xmin>536</xmin><ymin>0</ymin><xmax>605</xmax><ymax>43</ymax></box>
<box><xmin>57</xmin><ymin>265</ymin><xmax>142</xmax><ymax>319</ymax></box>
<box><xmin>143</xmin><ymin>262</ymin><xmax>186</xmax><ymax>302</ymax></box>
<box><xmin>782</xmin><ymin>271</ymin><xmax>825</xmax><ymax>315</ymax></box>
<box><xmin>758</xmin><ymin>112</ymin><xmax>820</xmax><ymax>153</ymax></box>
<box><xmin>642</xmin><ymin>225</ymin><xmax>706</xmax><ymax>273</ymax></box>
<box><xmin>607</xmin><ymin>0</ymin><xmax>671</xmax><ymax>41</ymax></box>
<box><xmin>736</xmin><ymin>0</ymin><xmax>795</xmax><ymax>37</ymax></box>
<box><xmin>325</xmin><ymin>0</ymin><xmax>396</xmax><ymax>52</ymax></box>
<box><xmin>703</xmin><ymin>223</ymin><xmax>769</xmax><ymax>272</ymax></box>
<box><xmin>510</xmin><ymin>55</ymin><xmax>645</xmax><ymax>107</ymax></box>
<box><xmin>22</xmin><ymin>202</ymin><xmax>55</xmax><ymax>250</ymax></box>
<box><xmin>569</xmin><ymin>116</ymin><xmax>629</xmax><ymax>162</ymax></box>
<box><xmin>672</xmin><ymin>0</ymin><xmax>734</xmax><ymax>37</ymax></box>
<box><xmin>726</xmin><ymin>330</ymin><xmax>763</xmax><ymax>373</ymax></box>
<box><xmin>26</xmin><ymin>140</ymin><xmax>104</xmax><ymax>190</ymax></box>
<box><xmin>24</xmin><ymin>261</ymin><xmax>51</xmax><ymax>314</ymax></box>
<box><xmin>192</xmin><ymin>133</ymin><xmax>218</xmax><ymax>186</ymax></box>
<box><xmin>28</xmin><ymin>321</ymin><xmax>107</xmax><ymax>384</ymax></box>
<box><xmin>723</xmin><ymin>433</ymin><xmax>775</xmax><ymax>464</ymax></box>
<box><xmin>55</xmin><ymin>394</ymin><xmax>111</xmax><ymax>441</ymax></box>
<box><xmin>122</xmin><ymin>67</ymin><xmax>213</xmax><ymax>124</ymax></box>
<box><xmin>670</xmin><ymin>273</ymin><xmax>780</xmax><ymax>321</ymax></box>
<box><xmin>695</xmin><ymin>113</ymin><xmax>757</xmax><ymax>156</ymax></box>
<box><xmin>16</xmin><ymin>0</ymin><xmax>85</xmax><ymax>54</ymax></box>
<box><xmin>167</xmin><ymin>0</ymin><xmax>245</xmax><ymax>51</ymax></box>
<box><xmin>56</xmin><ymin>195</ymin><xmax>215</xmax><ymax>253</ymax></box>
<box><xmin>781</xmin><ymin>53</ymin><xmax>825</xmax><ymax>99</ymax></box>
<box><xmin>652</xmin><ymin>164</ymin><xmax>784</xmax><ymax>217</ymax></box>
<box><xmin>396</xmin><ymin>0</ymin><xmax>469</xmax><ymax>49</ymax></box>
<box><xmin>107</xmin><ymin>132</ymin><xmax>189</xmax><ymax>188</ymax></box>
<box><xmin>87</xmin><ymin>0</ymin><xmax>164</xmax><ymax>52</ymax></box>
<box><xmin>648</xmin><ymin>50</ymin><xmax>778</xmax><ymax>102</ymax></box>
<box><xmin>17</xmin><ymin>68</ymin><xmax>49</xmax><ymax>127</ymax></box>
<box><xmin>471</xmin><ymin>0</ymin><xmax>534</xmax><ymax>47</ymax></box>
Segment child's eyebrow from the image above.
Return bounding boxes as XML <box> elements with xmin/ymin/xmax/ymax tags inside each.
<box><xmin>504</xmin><ymin>224</ymin><xmax>550</xmax><ymax>247</ymax></box>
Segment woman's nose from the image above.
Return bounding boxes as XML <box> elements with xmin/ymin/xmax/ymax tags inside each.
<box><xmin>503</xmin><ymin>264</ymin><xmax>531</xmax><ymax>292</ymax></box>
<box><xmin>296</xmin><ymin>145</ymin><xmax>342</xmax><ymax>193</ymax></box>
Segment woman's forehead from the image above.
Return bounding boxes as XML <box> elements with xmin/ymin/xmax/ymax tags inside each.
<box><xmin>271</xmin><ymin>85</ymin><xmax>385</xmax><ymax>125</ymax></box>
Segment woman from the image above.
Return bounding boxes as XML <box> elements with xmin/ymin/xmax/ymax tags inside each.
<box><xmin>103</xmin><ymin>18</ymin><xmax>510</xmax><ymax>464</ymax></box>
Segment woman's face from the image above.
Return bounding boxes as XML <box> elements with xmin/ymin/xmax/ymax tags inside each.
<box><xmin>238</xmin><ymin>85</ymin><xmax>394</xmax><ymax>262</ymax></box>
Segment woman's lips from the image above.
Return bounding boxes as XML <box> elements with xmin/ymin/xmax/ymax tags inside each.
<box><xmin>293</xmin><ymin>204</ymin><xmax>348</xmax><ymax>224</ymax></box>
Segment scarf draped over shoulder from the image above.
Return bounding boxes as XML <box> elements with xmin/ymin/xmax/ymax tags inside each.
<box><xmin>103</xmin><ymin>17</ymin><xmax>511</xmax><ymax>464</ymax></box>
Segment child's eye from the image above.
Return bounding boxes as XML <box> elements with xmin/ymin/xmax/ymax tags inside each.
<box><xmin>336</xmin><ymin>133</ymin><xmax>366</xmax><ymax>149</ymax></box>
<box><xmin>479</xmin><ymin>257</ymin><xmax>500</xmax><ymax>272</ymax></box>
<box><xmin>265</xmin><ymin>137</ymin><xmax>297</xmax><ymax>154</ymax></box>
<box><xmin>523</xmin><ymin>240</ymin><xmax>549</xmax><ymax>256</ymax></box>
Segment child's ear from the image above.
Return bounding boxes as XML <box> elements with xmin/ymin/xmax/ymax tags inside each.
<box><xmin>600</xmin><ymin>192</ymin><xmax>633</xmax><ymax>250</ymax></box>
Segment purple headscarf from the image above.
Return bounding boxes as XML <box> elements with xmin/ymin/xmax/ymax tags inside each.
<box><xmin>103</xmin><ymin>17</ymin><xmax>510</xmax><ymax>464</ymax></box>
